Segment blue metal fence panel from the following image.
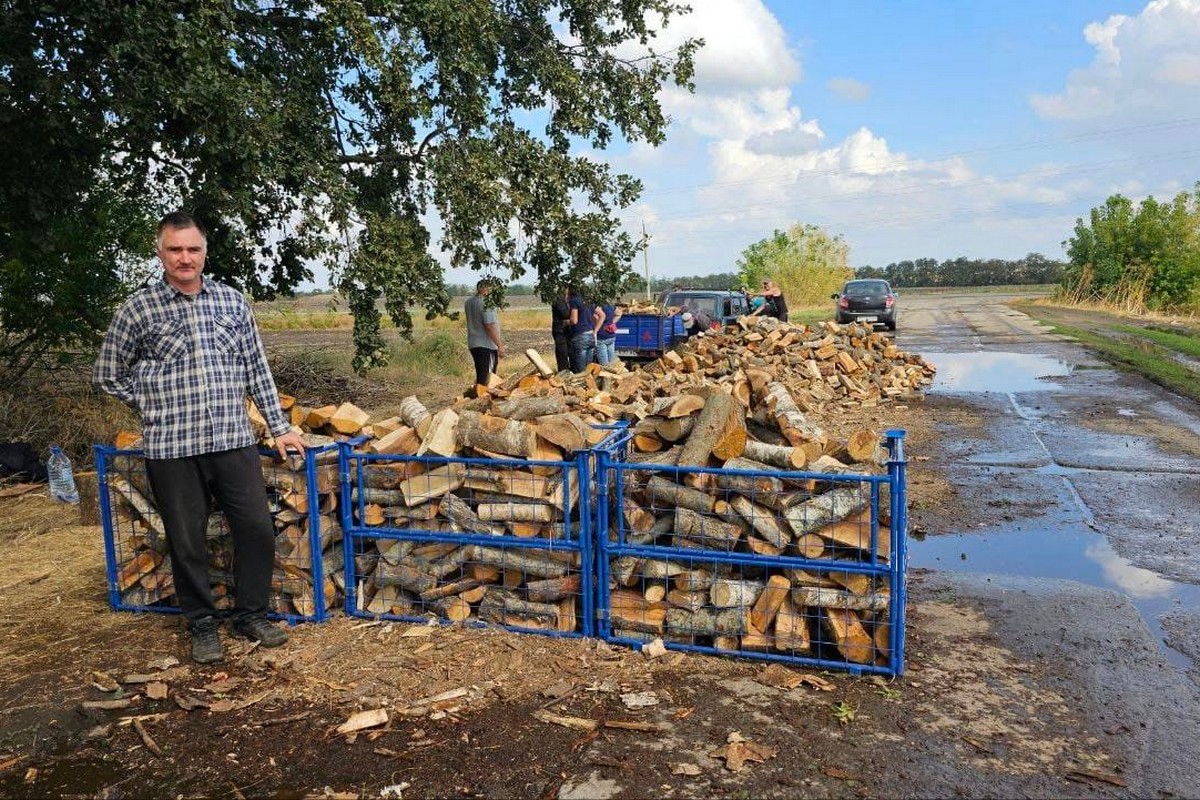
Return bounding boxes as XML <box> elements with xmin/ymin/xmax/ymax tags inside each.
<box><xmin>94</xmin><ymin>441</ymin><xmax>350</xmax><ymax>624</ymax></box>
<box><xmin>340</xmin><ymin>446</ymin><xmax>595</xmax><ymax>638</ymax></box>
<box><xmin>593</xmin><ymin>431</ymin><xmax>908</xmax><ymax>676</ymax></box>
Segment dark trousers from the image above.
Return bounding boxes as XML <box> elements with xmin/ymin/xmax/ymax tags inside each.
<box><xmin>553</xmin><ymin>334</ymin><xmax>571</xmax><ymax>373</ymax></box>
<box><xmin>470</xmin><ymin>346</ymin><xmax>497</xmax><ymax>386</ymax></box>
<box><xmin>145</xmin><ymin>445</ymin><xmax>275</xmax><ymax>624</ymax></box>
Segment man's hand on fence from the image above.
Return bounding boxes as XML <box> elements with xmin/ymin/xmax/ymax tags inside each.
<box><xmin>274</xmin><ymin>429</ymin><xmax>307</xmax><ymax>461</ymax></box>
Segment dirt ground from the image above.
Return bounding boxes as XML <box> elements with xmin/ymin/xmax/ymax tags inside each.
<box><xmin>2</xmin><ymin>291</ymin><xmax>1198</xmax><ymax>798</ymax></box>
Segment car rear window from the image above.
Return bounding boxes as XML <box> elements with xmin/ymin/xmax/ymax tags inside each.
<box><xmin>664</xmin><ymin>294</ymin><xmax>719</xmax><ymax>318</ymax></box>
<box><xmin>845</xmin><ymin>281</ymin><xmax>889</xmax><ymax>295</ymax></box>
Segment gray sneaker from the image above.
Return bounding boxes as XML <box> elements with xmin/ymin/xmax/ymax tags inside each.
<box><xmin>189</xmin><ymin>617</ymin><xmax>224</xmax><ymax>664</ymax></box>
<box><xmin>231</xmin><ymin>613</ymin><xmax>288</xmax><ymax>648</ymax></box>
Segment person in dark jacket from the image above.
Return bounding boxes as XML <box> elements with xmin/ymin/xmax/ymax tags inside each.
<box><xmin>549</xmin><ymin>287</ymin><xmax>572</xmax><ymax>372</ymax></box>
<box><xmin>567</xmin><ymin>286</ymin><xmax>603</xmax><ymax>372</ymax></box>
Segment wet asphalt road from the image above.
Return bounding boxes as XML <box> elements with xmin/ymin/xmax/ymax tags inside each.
<box><xmin>898</xmin><ymin>290</ymin><xmax>1200</xmax><ymax>797</ymax></box>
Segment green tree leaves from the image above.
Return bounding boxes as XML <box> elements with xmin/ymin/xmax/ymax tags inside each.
<box><xmin>1062</xmin><ymin>186</ymin><xmax>1200</xmax><ymax>312</ymax></box>
<box><xmin>0</xmin><ymin>1</ymin><xmax>699</xmax><ymax>372</ymax></box>
<box><xmin>736</xmin><ymin>223</ymin><xmax>853</xmax><ymax>307</ymax></box>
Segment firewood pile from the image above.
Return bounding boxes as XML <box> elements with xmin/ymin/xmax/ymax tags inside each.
<box><xmin>343</xmin><ymin>388</ymin><xmax>599</xmax><ymax>632</ymax></box>
<box><xmin>655</xmin><ymin>316</ymin><xmax>934</xmax><ymax>413</ymax></box>
<box><xmin>596</xmin><ymin>382</ymin><xmax>896</xmax><ymax>667</ymax></box>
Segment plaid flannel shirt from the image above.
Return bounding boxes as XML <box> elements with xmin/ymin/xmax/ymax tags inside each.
<box><xmin>94</xmin><ymin>276</ymin><xmax>290</xmax><ymax>460</ymax></box>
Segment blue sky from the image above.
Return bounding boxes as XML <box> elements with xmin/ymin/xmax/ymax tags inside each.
<box><xmin>572</xmin><ymin>0</ymin><xmax>1200</xmax><ymax>280</ymax></box>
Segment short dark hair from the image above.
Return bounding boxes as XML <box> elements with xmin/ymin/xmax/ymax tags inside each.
<box><xmin>476</xmin><ymin>278</ymin><xmax>494</xmax><ymax>291</ymax></box>
<box><xmin>157</xmin><ymin>211</ymin><xmax>207</xmax><ymax>247</ymax></box>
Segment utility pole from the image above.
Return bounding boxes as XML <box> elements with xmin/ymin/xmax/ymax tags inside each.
<box><xmin>641</xmin><ymin>220</ymin><xmax>651</xmax><ymax>302</ymax></box>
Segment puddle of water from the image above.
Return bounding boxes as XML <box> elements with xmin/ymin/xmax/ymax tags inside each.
<box><xmin>923</xmin><ymin>351</ymin><xmax>1072</xmax><ymax>393</ymax></box>
<box><xmin>911</xmin><ymin>527</ymin><xmax>1200</xmax><ymax>669</ymax></box>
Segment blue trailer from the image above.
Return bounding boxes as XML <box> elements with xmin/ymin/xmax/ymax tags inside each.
<box><xmin>613</xmin><ymin>313</ymin><xmax>687</xmax><ymax>361</ymax></box>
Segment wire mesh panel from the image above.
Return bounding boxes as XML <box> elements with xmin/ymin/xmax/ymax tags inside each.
<box><xmin>340</xmin><ymin>447</ymin><xmax>594</xmax><ymax>638</ymax></box>
<box><xmin>95</xmin><ymin>441</ymin><xmax>349</xmax><ymax>623</ymax></box>
<box><xmin>594</xmin><ymin>431</ymin><xmax>908</xmax><ymax>676</ymax></box>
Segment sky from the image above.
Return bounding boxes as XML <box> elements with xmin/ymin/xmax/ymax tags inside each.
<box><xmin>571</xmin><ymin>0</ymin><xmax>1200</xmax><ymax>281</ymax></box>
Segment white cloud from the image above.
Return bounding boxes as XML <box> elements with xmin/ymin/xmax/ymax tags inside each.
<box><xmin>827</xmin><ymin>77</ymin><xmax>872</xmax><ymax>102</ymax></box>
<box><xmin>661</xmin><ymin>0</ymin><xmax>800</xmax><ymax>90</ymax></box>
<box><xmin>1031</xmin><ymin>0</ymin><xmax>1200</xmax><ymax>119</ymax></box>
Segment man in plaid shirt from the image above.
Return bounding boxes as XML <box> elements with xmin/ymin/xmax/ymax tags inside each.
<box><xmin>95</xmin><ymin>212</ymin><xmax>306</xmax><ymax>664</ymax></box>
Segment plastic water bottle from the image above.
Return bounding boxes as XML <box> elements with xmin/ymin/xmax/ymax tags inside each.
<box><xmin>47</xmin><ymin>444</ymin><xmax>79</xmax><ymax>504</ymax></box>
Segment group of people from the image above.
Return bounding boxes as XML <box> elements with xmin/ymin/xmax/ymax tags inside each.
<box><xmin>550</xmin><ymin>286</ymin><xmax>622</xmax><ymax>372</ymax></box>
<box><xmin>464</xmin><ymin>281</ymin><xmax>625</xmax><ymax>386</ymax></box>
<box><xmin>745</xmin><ymin>279</ymin><xmax>789</xmax><ymax>322</ymax></box>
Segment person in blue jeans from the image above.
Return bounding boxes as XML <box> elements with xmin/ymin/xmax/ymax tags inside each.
<box><xmin>594</xmin><ymin>301</ymin><xmax>622</xmax><ymax>365</ymax></box>
<box><xmin>567</xmin><ymin>285</ymin><xmax>603</xmax><ymax>372</ymax></box>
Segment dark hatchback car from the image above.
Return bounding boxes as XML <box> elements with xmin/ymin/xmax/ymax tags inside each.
<box><xmin>832</xmin><ymin>279</ymin><xmax>898</xmax><ymax>330</ymax></box>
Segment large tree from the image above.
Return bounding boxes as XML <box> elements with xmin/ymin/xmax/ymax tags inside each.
<box><xmin>736</xmin><ymin>223</ymin><xmax>853</xmax><ymax>308</ymax></box>
<box><xmin>0</xmin><ymin>1</ymin><xmax>699</xmax><ymax>371</ymax></box>
<box><xmin>1062</xmin><ymin>187</ymin><xmax>1200</xmax><ymax>312</ymax></box>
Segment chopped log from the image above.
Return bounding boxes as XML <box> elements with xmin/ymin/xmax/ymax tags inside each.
<box><xmin>763</xmin><ymin>382</ymin><xmax>826</xmax><ymax>448</ymax></box>
<box><xmin>305</xmin><ymin>404</ymin><xmax>337</xmax><ymax>431</ymax></box>
<box><xmin>672</xmin><ymin>569</ymin><xmax>714</xmax><ymax>592</ymax></box>
<box><xmin>846</xmin><ymin>429</ymin><xmax>881</xmax><ymax>463</ymax></box>
<box><xmin>729</xmin><ymin>495</ymin><xmax>791</xmax><ymax>548</ymax></box>
<box><xmin>494</xmin><ymin>394</ymin><xmax>565</xmax><ymax>420</ymax></box>
<box><xmin>822</xmin><ymin>607</ymin><xmax>874</xmax><ymax>664</ymax></box>
<box><xmin>645</xmin><ymin>476</ymin><xmax>727</xmax><ymax>518</ymax></box>
<box><xmin>525</xmin><ymin>348</ymin><xmax>555</xmax><ymax>378</ymax></box>
<box><xmin>667</xmin><ymin>394</ymin><xmax>706</xmax><ymax>418</ymax></box>
<box><xmin>378</xmin><ymin>539</ymin><xmax>416</xmax><ymax>566</ymax></box>
<box><xmin>479</xmin><ymin>588</ymin><xmax>560</xmax><ymax>627</ymax></box>
<box><xmin>362</xmin><ymin>504</ymin><xmax>384</xmax><ymax>526</ymax></box>
<box><xmin>440</xmin><ymin>493</ymin><xmax>503</xmax><ymax>536</ymax></box>
<box><xmin>674</xmin><ymin>507</ymin><xmax>744</xmax><ymax>549</ymax></box>
<box><xmin>525</xmin><ymin>574</ymin><xmax>582</xmax><ymax>602</ymax></box>
<box><xmin>746</xmin><ymin>537</ymin><xmax>783</xmax><ymax>556</ymax></box>
<box><xmin>783</xmin><ymin>486</ymin><xmax>868</xmax><ymax>538</ymax></box>
<box><xmin>643</xmin><ymin>584</ymin><xmax>668</xmax><ymax>603</ymax></box>
<box><xmin>375</xmin><ymin>563</ymin><xmax>437</xmax><ymax>595</ymax></box>
<box><xmin>655</xmin><ymin>416</ymin><xmax>695</xmax><ymax>443</ymax></box>
<box><xmin>111</xmin><ymin>477</ymin><xmax>167</xmax><ymax>538</ymax></box>
<box><xmin>666</xmin><ymin>589</ymin><xmax>707</xmax><ymax>611</ymax></box>
<box><xmin>750</xmin><ymin>575</ymin><xmax>791</xmax><ymax>632</ymax></box>
<box><xmin>710</xmin><ymin>402</ymin><xmax>748</xmax><ymax>462</ymax></box>
<box><xmin>792</xmin><ymin>586</ymin><xmax>889</xmax><ymax>612</ymax></box>
<box><xmin>381</xmin><ymin>505</ymin><xmax>440</xmax><ymax>524</ymax></box>
<box><xmin>829</xmin><ymin>570</ymin><xmax>874</xmax><ymax>596</ymax></box>
<box><xmin>398</xmin><ymin>396</ymin><xmax>433</xmax><ymax>438</ymax></box>
<box><xmin>117</xmin><ymin>550</ymin><xmax>163</xmax><ymax>592</ymax></box>
<box><xmin>816</xmin><ymin>509</ymin><xmax>891</xmax><ymax>559</ymax></box>
<box><xmin>793</xmin><ymin>534</ymin><xmax>826</xmax><ymax>559</ymax></box>
<box><xmin>533</xmin><ymin>415</ymin><xmax>589</xmax><ymax>453</ymax></box>
<box><xmin>470</xmin><ymin>546</ymin><xmax>568</xmax><ymax>579</ymax></box>
<box><xmin>430</xmin><ymin>596</ymin><xmax>472</xmax><ymax>622</ymax></box>
<box><xmin>361</xmin><ymin>461</ymin><xmax>426</xmax><ymax>490</ymax></box>
<box><xmin>456</xmin><ymin>410</ymin><xmax>537</xmax><ymax>458</ymax></box>
<box><xmin>475</xmin><ymin>501</ymin><xmax>554</xmax><ymax>523</ymax></box>
<box><xmin>623</xmin><ymin>497</ymin><xmax>657</xmax><ymax>535</ymax></box>
<box><xmin>399</xmin><ymin>463</ymin><xmax>467</xmax><ymax>507</ymax></box>
<box><xmin>642</xmin><ymin>559</ymin><xmax>686</xmax><ymax>579</ymax></box>
<box><xmin>610</xmin><ymin>556</ymin><xmax>643</xmax><ymax>587</ymax></box>
<box><xmin>709</xmin><ymin>578</ymin><xmax>764</xmax><ymax>608</ymax></box>
<box><xmin>715</xmin><ymin>458</ymin><xmax>783</xmax><ymax>497</ymax></box>
<box><xmin>419</xmin><ymin>578</ymin><xmax>482</xmax><ymax>602</ymax></box>
<box><xmin>773</xmin><ymin>595</ymin><xmax>811</xmax><ymax>653</ymax></box>
<box><xmin>676</xmin><ymin>393</ymin><xmax>741</xmax><ymax>486</ymax></box>
<box><xmin>329</xmin><ymin>402</ymin><xmax>370</xmax><ymax>435</ymax></box>
<box><xmin>665</xmin><ymin>607</ymin><xmax>749</xmax><ymax>637</ymax></box>
<box><xmin>741</xmin><ymin>440</ymin><xmax>807</xmax><ymax>470</ymax></box>
<box><xmin>369</xmin><ymin>426</ymin><xmax>420</xmax><ymax>456</ymax></box>
<box><xmin>609</xmin><ymin>589</ymin><xmax>667</xmax><ymax>633</ymax></box>
<box><xmin>365</xmin><ymin>584</ymin><xmax>414</xmax><ymax>615</ymax></box>
<box><xmin>417</xmin><ymin>408</ymin><xmax>460</xmax><ymax>457</ymax></box>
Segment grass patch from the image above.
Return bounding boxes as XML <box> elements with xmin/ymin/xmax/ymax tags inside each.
<box><xmin>1020</xmin><ymin>312</ymin><xmax>1200</xmax><ymax>405</ymax></box>
<box><xmin>787</xmin><ymin>307</ymin><xmax>834</xmax><ymax>328</ymax></box>
<box><xmin>1113</xmin><ymin>324</ymin><xmax>1200</xmax><ymax>360</ymax></box>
